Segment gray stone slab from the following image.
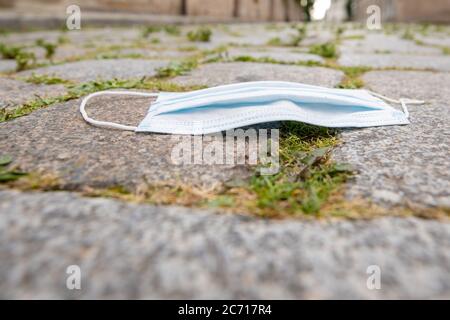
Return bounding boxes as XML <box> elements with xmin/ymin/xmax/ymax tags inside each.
<box><xmin>0</xmin><ymin>59</ymin><xmax>16</xmax><ymax>73</ymax></box>
<box><xmin>23</xmin><ymin>45</ymin><xmax>97</xmax><ymax>64</ymax></box>
<box><xmin>16</xmin><ymin>59</ymin><xmax>169</xmax><ymax>83</ymax></box>
<box><xmin>338</xmin><ymin>53</ymin><xmax>450</xmax><ymax>71</ymax></box>
<box><xmin>208</xmin><ymin>24</ymin><xmax>297</xmax><ymax>47</ymax></box>
<box><xmin>333</xmin><ymin>70</ymin><xmax>450</xmax><ymax>208</ymax></box>
<box><xmin>0</xmin><ymin>96</ymin><xmax>251</xmax><ymax>191</ymax></box>
<box><xmin>0</xmin><ymin>77</ymin><xmax>67</xmax><ymax>111</ymax></box>
<box><xmin>340</xmin><ymin>33</ymin><xmax>442</xmax><ymax>55</ymax></box>
<box><xmin>414</xmin><ymin>34</ymin><xmax>450</xmax><ymax>48</ymax></box>
<box><xmin>0</xmin><ymin>30</ymin><xmax>62</xmax><ymax>46</ymax></box>
<box><xmin>226</xmin><ymin>47</ymin><xmax>324</xmax><ymax>63</ymax></box>
<box><xmin>0</xmin><ymin>190</ymin><xmax>449</xmax><ymax>299</ymax></box>
<box><xmin>0</xmin><ymin>29</ymin><xmax>141</xmax><ymax>48</ymax></box>
<box><xmin>172</xmin><ymin>62</ymin><xmax>344</xmax><ymax>87</ymax></box>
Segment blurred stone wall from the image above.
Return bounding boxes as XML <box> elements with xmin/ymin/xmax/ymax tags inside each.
<box><xmin>0</xmin><ymin>0</ymin><xmax>307</xmax><ymax>21</ymax></box>
<box><xmin>351</xmin><ymin>0</ymin><xmax>450</xmax><ymax>23</ymax></box>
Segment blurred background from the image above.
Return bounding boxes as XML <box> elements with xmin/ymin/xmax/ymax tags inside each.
<box><xmin>0</xmin><ymin>0</ymin><xmax>449</xmax><ymax>28</ymax></box>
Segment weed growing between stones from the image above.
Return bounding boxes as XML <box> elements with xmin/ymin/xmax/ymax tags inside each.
<box><xmin>309</xmin><ymin>42</ymin><xmax>339</xmax><ymax>59</ymax></box>
<box><xmin>35</xmin><ymin>38</ymin><xmax>57</xmax><ymax>60</ymax></box>
<box><xmin>205</xmin><ymin>122</ymin><xmax>353</xmax><ymax>217</ymax></box>
<box><xmin>265</xmin><ymin>24</ymin><xmax>307</xmax><ymax>47</ymax></box>
<box><xmin>14</xmin><ymin>51</ymin><xmax>36</xmax><ymax>71</ymax></box>
<box><xmin>22</xmin><ymin>73</ymin><xmax>73</xmax><ymax>85</ymax></box>
<box><xmin>0</xmin><ymin>43</ymin><xmax>36</xmax><ymax>71</ymax></box>
<box><xmin>267</xmin><ymin>37</ymin><xmax>283</xmax><ymax>46</ymax></box>
<box><xmin>230</xmin><ymin>55</ymin><xmax>323</xmax><ymax>67</ymax></box>
<box><xmin>155</xmin><ymin>59</ymin><xmax>198</xmax><ymax>78</ymax></box>
<box><xmin>335</xmin><ymin>66</ymin><xmax>372</xmax><ymax>89</ymax></box>
<box><xmin>402</xmin><ymin>29</ymin><xmax>415</xmax><ymax>41</ymax></box>
<box><xmin>0</xmin><ymin>78</ymin><xmax>205</xmax><ymax>122</ymax></box>
<box><xmin>187</xmin><ymin>27</ymin><xmax>212</xmax><ymax>42</ymax></box>
<box><xmin>0</xmin><ymin>43</ymin><xmax>21</xmax><ymax>59</ymax></box>
<box><xmin>0</xmin><ymin>155</ymin><xmax>27</xmax><ymax>182</ymax></box>
<box><xmin>141</xmin><ymin>25</ymin><xmax>181</xmax><ymax>38</ymax></box>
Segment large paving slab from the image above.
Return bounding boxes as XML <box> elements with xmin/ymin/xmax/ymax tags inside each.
<box><xmin>0</xmin><ymin>190</ymin><xmax>448</xmax><ymax>299</ymax></box>
<box><xmin>333</xmin><ymin>70</ymin><xmax>450</xmax><ymax>208</ymax></box>
<box><xmin>414</xmin><ymin>34</ymin><xmax>450</xmax><ymax>48</ymax></box>
<box><xmin>23</xmin><ymin>45</ymin><xmax>98</xmax><ymax>64</ymax></box>
<box><xmin>0</xmin><ymin>62</ymin><xmax>343</xmax><ymax>191</ymax></box>
<box><xmin>0</xmin><ymin>95</ymin><xmax>251</xmax><ymax>190</ymax></box>
<box><xmin>16</xmin><ymin>59</ymin><xmax>169</xmax><ymax>83</ymax></box>
<box><xmin>338</xmin><ymin>53</ymin><xmax>450</xmax><ymax>71</ymax></box>
<box><xmin>0</xmin><ymin>28</ymin><xmax>141</xmax><ymax>48</ymax></box>
<box><xmin>0</xmin><ymin>77</ymin><xmax>67</xmax><ymax>111</ymax></box>
<box><xmin>206</xmin><ymin>24</ymin><xmax>298</xmax><ymax>47</ymax></box>
<box><xmin>172</xmin><ymin>62</ymin><xmax>343</xmax><ymax>87</ymax></box>
<box><xmin>340</xmin><ymin>33</ymin><xmax>442</xmax><ymax>55</ymax></box>
<box><xmin>0</xmin><ymin>30</ymin><xmax>62</xmax><ymax>46</ymax></box>
<box><xmin>0</xmin><ymin>59</ymin><xmax>16</xmax><ymax>73</ymax></box>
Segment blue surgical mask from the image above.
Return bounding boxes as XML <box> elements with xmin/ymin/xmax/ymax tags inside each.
<box><xmin>80</xmin><ymin>81</ymin><xmax>424</xmax><ymax>135</ymax></box>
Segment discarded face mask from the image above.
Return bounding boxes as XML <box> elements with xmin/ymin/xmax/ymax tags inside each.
<box><xmin>79</xmin><ymin>81</ymin><xmax>425</xmax><ymax>135</ymax></box>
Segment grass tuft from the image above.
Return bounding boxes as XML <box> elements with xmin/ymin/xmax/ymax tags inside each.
<box><xmin>309</xmin><ymin>42</ymin><xmax>339</xmax><ymax>59</ymax></box>
<box><xmin>23</xmin><ymin>73</ymin><xmax>73</xmax><ymax>85</ymax></box>
<box><xmin>187</xmin><ymin>27</ymin><xmax>212</xmax><ymax>42</ymax></box>
<box><xmin>155</xmin><ymin>59</ymin><xmax>198</xmax><ymax>78</ymax></box>
<box><xmin>0</xmin><ymin>155</ymin><xmax>27</xmax><ymax>182</ymax></box>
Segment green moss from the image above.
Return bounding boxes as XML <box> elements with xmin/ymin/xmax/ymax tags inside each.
<box><xmin>187</xmin><ymin>27</ymin><xmax>212</xmax><ymax>42</ymax></box>
<box><xmin>231</xmin><ymin>55</ymin><xmax>322</xmax><ymax>67</ymax></box>
<box><xmin>402</xmin><ymin>29</ymin><xmax>415</xmax><ymax>41</ymax></box>
<box><xmin>141</xmin><ymin>25</ymin><xmax>161</xmax><ymax>37</ymax></box>
<box><xmin>0</xmin><ymin>43</ymin><xmax>37</xmax><ymax>71</ymax></box>
<box><xmin>155</xmin><ymin>59</ymin><xmax>198</xmax><ymax>78</ymax></box>
<box><xmin>341</xmin><ymin>34</ymin><xmax>365</xmax><ymax>41</ymax></box>
<box><xmin>22</xmin><ymin>73</ymin><xmax>73</xmax><ymax>85</ymax></box>
<box><xmin>57</xmin><ymin>34</ymin><xmax>70</xmax><ymax>45</ymax></box>
<box><xmin>375</xmin><ymin>49</ymin><xmax>392</xmax><ymax>54</ymax></box>
<box><xmin>335</xmin><ymin>26</ymin><xmax>345</xmax><ymax>39</ymax></box>
<box><xmin>289</xmin><ymin>24</ymin><xmax>307</xmax><ymax>46</ymax></box>
<box><xmin>224</xmin><ymin>122</ymin><xmax>352</xmax><ymax>217</ymax></box>
<box><xmin>267</xmin><ymin>37</ymin><xmax>283</xmax><ymax>46</ymax></box>
<box><xmin>336</xmin><ymin>78</ymin><xmax>364</xmax><ymax>89</ymax></box>
<box><xmin>0</xmin><ymin>43</ymin><xmax>22</xmax><ymax>59</ymax></box>
<box><xmin>179</xmin><ymin>45</ymin><xmax>199</xmax><ymax>52</ymax></box>
<box><xmin>141</xmin><ymin>25</ymin><xmax>181</xmax><ymax>38</ymax></box>
<box><xmin>335</xmin><ymin>66</ymin><xmax>372</xmax><ymax>89</ymax></box>
<box><xmin>35</xmin><ymin>38</ymin><xmax>57</xmax><ymax>59</ymax></box>
<box><xmin>309</xmin><ymin>42</ymin><xmax>339</xmax><ymax>59</ymax></box>
<box><xmin>163</xmin><ymin>25</ymin><xmax>181</xmax><ymax>36</ymax></box>
<box><xmin>14</xmin><ymin>51</ymin><xmax>37</xmax><ymax>71</ymax></box>
<box><xmin>95</xmin><ymin>52</ymin><xmax>145</xmax><ymax>60</ymax></box>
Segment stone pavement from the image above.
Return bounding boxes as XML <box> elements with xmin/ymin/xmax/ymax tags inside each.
<box><xmin>1</xmin><ymin>190</ymin><xmax>449</xmax><ymax>299</ymax></box>
<box><xmin>0</xmin><ymin>23</ymin><xmax>449</xmax><ymax>299</ymax></box>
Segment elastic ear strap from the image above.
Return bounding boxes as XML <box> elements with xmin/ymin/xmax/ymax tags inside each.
<box><xmin>79</xmin><ymin>90</ymin><xmax>159</xmax><ymax>131</ymax></box>
<box><xmin>367</xmin><ymin>91</ymin><xmax>425</xmax><ymax>119</ymax></box>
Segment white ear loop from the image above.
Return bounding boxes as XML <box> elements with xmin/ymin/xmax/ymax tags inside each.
<box><xmin>79</xmin><ymin>90</ymin><xmax>159</xmax><ymax>131</ymax></box>
<box><xmin>367</xmin><ymin>91</ymin><xmax>425</xmax><ymax>119</ymax></box>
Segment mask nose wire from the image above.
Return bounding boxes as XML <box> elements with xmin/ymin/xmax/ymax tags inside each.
<box><xmin>79</xmin><ymin>90</ymin><xmax>159</xmax><ymax>131</ymax></box>
<box><xmin>366</xmin><ymin>91</ymin><xmax>425</xmax><ymax>119</ymax></box>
